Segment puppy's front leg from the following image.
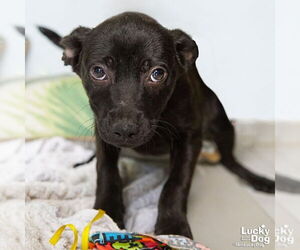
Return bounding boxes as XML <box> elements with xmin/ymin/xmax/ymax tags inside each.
<box><xmin>155</xmin><ymin>133</ymin><xmax>202</xmax><ymax>239</ymax></box>
<box><xmin>93</xmin><ymin>138</ymin><xmax>125</xmax><ymax>229</ymax></box>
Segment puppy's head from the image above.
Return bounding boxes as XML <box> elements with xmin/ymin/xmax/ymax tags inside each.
<box><xmin>59</xmin><ymin>12</ymin><xmax>198</xmax><ymax>148</ymax></box>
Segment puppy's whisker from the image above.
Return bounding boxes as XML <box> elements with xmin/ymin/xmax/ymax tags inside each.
<box><xmin>151</xmin><ymin>125</ymin><xmax>163</xmax><ymax>138</ymax></box>
<box><xmin>155</xmin><ymin>119</ymin><xmax>180</xmax><ymax>139</ymax></box>
<box><xmin>76</xmin><ymin>118</ymin><xmax>95</xmax><ymax>137</ymax></box>
<box><xmin>152</xmin><ymin>124</ymin><xmax>176</xmax><ymax>143</ymax></box>
<box><xmin>153</xmin><ymin>123</ymin><xmax>179</xmax><ymax>141</ymax></box>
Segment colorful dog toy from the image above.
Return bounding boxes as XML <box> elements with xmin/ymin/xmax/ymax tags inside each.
<box><xmin>49</xmin><ymin>210</ymin><xmax>210</xmax><ymax>250</ymax></box>
<box><xmin>89</xmin><ymin>232</ymin><xmax>171</xmax><ymax>249</ymax></box>
<box><xmin>49</xmin><ymin>210</ymin><xmax>173</xmax><ymax>250</ymax></box>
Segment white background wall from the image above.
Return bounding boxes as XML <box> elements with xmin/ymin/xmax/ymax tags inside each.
<box><xmin>21</xmin><ymin>0</ymin><xmax>300</xmax><ymax>121</ymax></box>
<box><xmin>0</xmin><ymin>0</ymin><xmax>25</xmax><ymax>79</ymax></box>
<box><xmin>276</xmin><ymin>0</ymin><xmax>300</xmax><ymax>121</ymax></box>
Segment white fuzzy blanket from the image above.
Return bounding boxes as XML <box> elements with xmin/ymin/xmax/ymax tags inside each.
<box><xmin>0</xmin><ymin>137</ymin><xmax>169</xmax><ymax>249</ymax></box>
<box><xmin>0</xmin><ymin>139</ymin><xmax>25</xmax><ymax>249</ymax></box>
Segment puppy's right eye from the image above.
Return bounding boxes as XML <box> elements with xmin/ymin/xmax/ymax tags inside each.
<box><xmin>150</xmin><ymin>68</ymin><xmax>166</xmax><ymax>82</ymax></box>
<box><xmin>90</xmin><ymin>66</ymin><xmax>107</xmax><ymax>81</ymax></box>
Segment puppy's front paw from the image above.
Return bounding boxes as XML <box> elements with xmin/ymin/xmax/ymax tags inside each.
<box><xmin>249</xmin><ymin>176</ymin><xmax>275</xmax><ymax>194</ymax></box>
<box><xmin>94</xmin><ymin>200</ymin><xmax>125</xmax><ymax>229</ymax></box>
<box><xmin>155</xmin><ymin>213</ymin><xmax>193</xmax><ymax>239</ymax></box>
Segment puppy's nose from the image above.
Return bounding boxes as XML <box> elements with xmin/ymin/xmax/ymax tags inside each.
<box><xmin>112</xmin><ymin>123</ymin><xmax>138</xmax><ymax>139</ymax></box>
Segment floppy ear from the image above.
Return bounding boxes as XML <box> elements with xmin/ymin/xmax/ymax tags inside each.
<box><xmin>38</xmin><ymin>26</ymin><xmax>63</xmax><ymax>48</ymax></box>
<box><xmin>60</xmin><ymin>26</ymin><xmax>91</xmax><ymax>72</ymax></box>
<box><xmin>170</xmin><ymin>29</ymin><xmax>199</xmax><ymax>69</ymax></box>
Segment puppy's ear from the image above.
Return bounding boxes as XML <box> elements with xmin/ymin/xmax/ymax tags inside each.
<box><xmin>38</xmin><ymin>26</ymin><xmax>63</xmax><ymax>48</ymax></box>
<box><xmin>170</xmin><ymin>29</ymin><xmax>198</xmax><ymax>69</ymax></box>
<box><xmin>60</xmin><ymin>26</ymin><xmax>91</xmax><ymax>72</ymax></box>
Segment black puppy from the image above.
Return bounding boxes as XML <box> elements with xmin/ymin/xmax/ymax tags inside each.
<box><xmin>39</xmin><ymin>12</ymin><xmax>274</xmax><ymax>238</ymax></box>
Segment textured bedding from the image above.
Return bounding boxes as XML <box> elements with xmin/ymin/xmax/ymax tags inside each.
<box><xmin>0</xmin><ymin>137</ymin><xmax>210</xmax><ymax>249</ymax></box>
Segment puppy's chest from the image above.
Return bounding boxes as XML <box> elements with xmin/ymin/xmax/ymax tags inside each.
<box><xmin>133</xmin><ymin>133</ymin><xmax>170</xmax><ymax>156</ymax></box>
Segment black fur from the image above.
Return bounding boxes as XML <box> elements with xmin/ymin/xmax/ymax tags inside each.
<box><xmin>73</xmin><ymin>154</ymin><xmax>96</xmax><ymax>168</ymax></box>
<box><xmin>39</xmin><ymin>12</ymin><xmax>275</xmax><ymax>238</ymax></box>
<box><xmin>38</xmin><ymin>26</ymin><xmax>63</xmax><ymax>48</ymax></box>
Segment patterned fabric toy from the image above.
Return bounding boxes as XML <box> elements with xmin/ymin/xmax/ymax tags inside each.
<box><xmin>50</xmin><ymin>210</ymin><xmax>210</xmax><ymax>250</ymax></box>
<box><xmin>88</xmin><ymin>232</ymin><xmax>172</xmax><ymax>249</ymax></box>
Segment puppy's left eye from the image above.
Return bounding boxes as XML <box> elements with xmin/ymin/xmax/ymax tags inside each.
<box><xmin>150</xmin><ymin>68</ymin><xmax>167</xmax><ymax>82</ymax></box>
<box><xmin>90</xmin><ymin>66</ymin><xmax>107</xmax><ymax>81</ymax></box>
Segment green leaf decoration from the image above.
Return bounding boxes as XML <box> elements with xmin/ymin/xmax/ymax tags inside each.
<box><xmin>0</xmin><ymin>80</ymin><xmax>25</xmax><ymax>139</ymax></box>
<box><xmin>26</xmin><ymin>76</ymin><xmax>94</xmax><ymax>138</ymax></box>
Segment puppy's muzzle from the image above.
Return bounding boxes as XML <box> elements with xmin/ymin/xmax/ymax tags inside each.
<box><xmin>103</xmin><ymin>108</ymin><xmax>151</xmax><ymax>147</ymax></box>
<box><xmin>112</xmin><ymin>121</ymin><xmax>139</xmax><ymax>140</ymax></box>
